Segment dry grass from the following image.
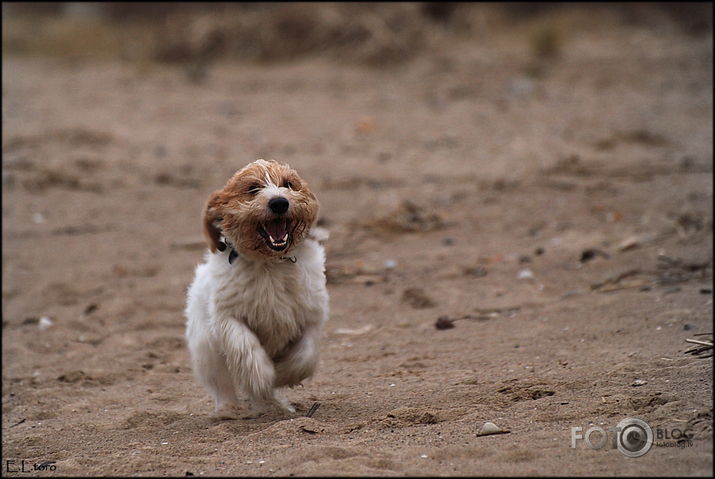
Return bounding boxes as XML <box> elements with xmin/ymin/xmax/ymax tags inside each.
<box><xmin>2</xmin><ymin>3</ymin><xmax>711</xmax><ymax>66</ymax></box>
<box><xmin>1</xmin><ymin>15</ymin><xmax>153</xmax><ymax>61</ymax></box>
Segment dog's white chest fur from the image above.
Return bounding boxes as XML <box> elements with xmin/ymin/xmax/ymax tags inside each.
<box><xmin>185</xmin><ymin>235</ymin><xmax>328</xmax><ymax>415</ymax></box>
<box><xmin>207</xmin><ymin>240</ymin><xmax>327</xmax><ymax>358</ymax></box>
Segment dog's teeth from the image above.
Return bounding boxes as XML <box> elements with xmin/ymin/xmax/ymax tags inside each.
<box><xmin>268</xmin><ymin>234</ymin><xmax>276</xmax><ymax>243</ymax></box>
<box><xmin>282</xmin><ymin>233</ymin><xmax>288</xmax><ymax>241</ymax></box>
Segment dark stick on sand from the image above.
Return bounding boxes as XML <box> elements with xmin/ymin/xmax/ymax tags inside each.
<box><xmin>306</xmin><ymin>402</ymin><xmax>321</xmax><ymax>418</ymax></box>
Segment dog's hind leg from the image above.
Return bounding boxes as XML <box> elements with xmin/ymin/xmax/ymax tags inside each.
<box><xmin>274</xmin><ymin>324</ymin><xmax>321</xmax><ymax>388</ymax></box>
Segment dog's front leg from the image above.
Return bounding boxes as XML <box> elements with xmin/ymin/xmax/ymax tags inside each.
<box><xmin>218</xmin><ymin>317</ymin><xmax>295</xmax><ymax>413</ymax></box>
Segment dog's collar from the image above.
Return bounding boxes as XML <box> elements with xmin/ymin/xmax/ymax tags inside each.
<box><xmin>216</xmin><ymin>240</ymin><xmax>239</xmax><ymax>264</ymax></box>
<box><xmin>217</xmin><ymin>239</ymin><xmax>296</xmax><ymax>265</ymax></box>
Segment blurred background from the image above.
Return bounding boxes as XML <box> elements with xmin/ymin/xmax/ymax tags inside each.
<box><xmin>3</xmin><ymin>3</ymin><xmax>713</xmax><ymax>477</ymax></box>
<box><xmin>3</xmin><ymin>2</ymin><xmax>713</xmax><ymax>66</ymax></box>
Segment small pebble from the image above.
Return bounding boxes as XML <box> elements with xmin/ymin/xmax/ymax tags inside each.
<box><xmin>477</xmin><ymin>421</ymin><xmax>509</xmax><ymax>436</ymax></box>
<box><xmin>618</xmin><ymin>235</ymin><xmax>641</xmax><ymax>251</ymax></box>
<box><xmin>580</xmin><ymin>250</ymin><xmax>596</xmax><ymax>262</ymax></box>
<box><xmin>37</xmin><ymin>316</ymin><xmax>53</xmax><ymax>330</ymax></box>
<box><xmin>463</xmin><ymin>266</ymin><xmax>488</xmax><ymax>277</ymax></box>
<box><xmin>384</xmin><ymin>259</ymin><xmax>397</xmax><ymax>270</ymax></box>
<box><xmin>517</xmin><ymin>269</ymin><xmax>534</xmax><ymax>280</ymax></box>
<box><xmin>632</xmin><ymin>379</ymin><xmax>647</xmax><ymax>387</ymax></box>
<box><xmin>580</xmin><ymin>248</ymin><xmax>610</xmax><ymax>263</ymax></box>
<box><xmin>435</xmin><ymin>316</ymin><xmax>455</xmax><ymax>330</ymax></box>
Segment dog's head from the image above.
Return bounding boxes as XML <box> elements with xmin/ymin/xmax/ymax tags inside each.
<box><xmin>202</xmin><ymin>159</ymin><xmax>319</xmax><ymax>260</ymax></box>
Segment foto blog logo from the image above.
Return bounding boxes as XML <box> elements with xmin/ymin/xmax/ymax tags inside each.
<box><xmin>571</xmin><ymin>418</ymin><xmax>654</xmax><ymax>458</ymax></box>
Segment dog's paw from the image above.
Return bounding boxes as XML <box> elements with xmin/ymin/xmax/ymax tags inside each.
<box><xmin>238</xmin><ymin>409</ymin><xmax>264</xmax><ymax>420</ymax></box>
<box><xmin>274</xmin><ymin>396</ymin><xmax>297</xmax><ymax>414</ymax></box>
<box><xmin>212</xmin><ymin>404</ymin><xmax>241</xmax><ymax>420</ymax></box>
<box><xmin>257</xmin><ymin>395</ymin><xmax>297</xmax><ymax>414</ymax></box>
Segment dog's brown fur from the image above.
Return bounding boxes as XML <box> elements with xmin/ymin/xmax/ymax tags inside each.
<box><xmin>202</xmin><ymin>159</ymin><xmax>319</xmax><ymax>259</ymax></box>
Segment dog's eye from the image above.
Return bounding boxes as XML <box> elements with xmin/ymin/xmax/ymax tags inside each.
<box><xmin>283</xmin><ymin>181</ymin><xmax>294</xmax><ymax>190</ymax></box>
<box><xmin>247</xmin><ymin>184</ymin><xmax>262</xmax><ymax>196</ymax></box>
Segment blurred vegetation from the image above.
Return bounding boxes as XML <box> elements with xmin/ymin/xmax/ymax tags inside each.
<box><xmin>2</xmin><ymin>2</ymin><xmax>712</xmax><ymax>66</ymax></box>
<box><xmin>531</xmin><ymin>24</ymin><xmax>561</xmax><ymax>60</ymax></box>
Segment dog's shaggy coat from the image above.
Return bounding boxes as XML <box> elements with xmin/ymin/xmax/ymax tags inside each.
<box><xmin>185</xmin><ymin>159</ymin><xmax>328</xmax><ymax>416</ymax></box>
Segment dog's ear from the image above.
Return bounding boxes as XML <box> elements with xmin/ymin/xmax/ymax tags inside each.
<box><xmin>202</xmin><ymin>190</ymin><xmax>224</xmax><ymax>253</ymax></box>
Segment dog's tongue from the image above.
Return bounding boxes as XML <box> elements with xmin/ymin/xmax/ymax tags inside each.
<box><xmin>265</xmin><ymin>218</ymin><xmax>288</xmax><ymax>241</ymax></box>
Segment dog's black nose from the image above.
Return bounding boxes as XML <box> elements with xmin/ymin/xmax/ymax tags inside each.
<box><xmin>268</xmin><ymin>196</ymin><xmax>289</xmax><ymax>215</ymax></box>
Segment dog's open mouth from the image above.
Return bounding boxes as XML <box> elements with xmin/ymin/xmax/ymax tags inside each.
<box><xmin>258</xmin><ymin>218</ymin><xmax>291</xmax><ymax>251</ymax></box>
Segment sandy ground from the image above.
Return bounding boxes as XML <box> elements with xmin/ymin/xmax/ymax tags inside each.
<box><xmin>2</xmin><ymin>15</ymin><xmax>713</xmax><ymax>477</ymax></box>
